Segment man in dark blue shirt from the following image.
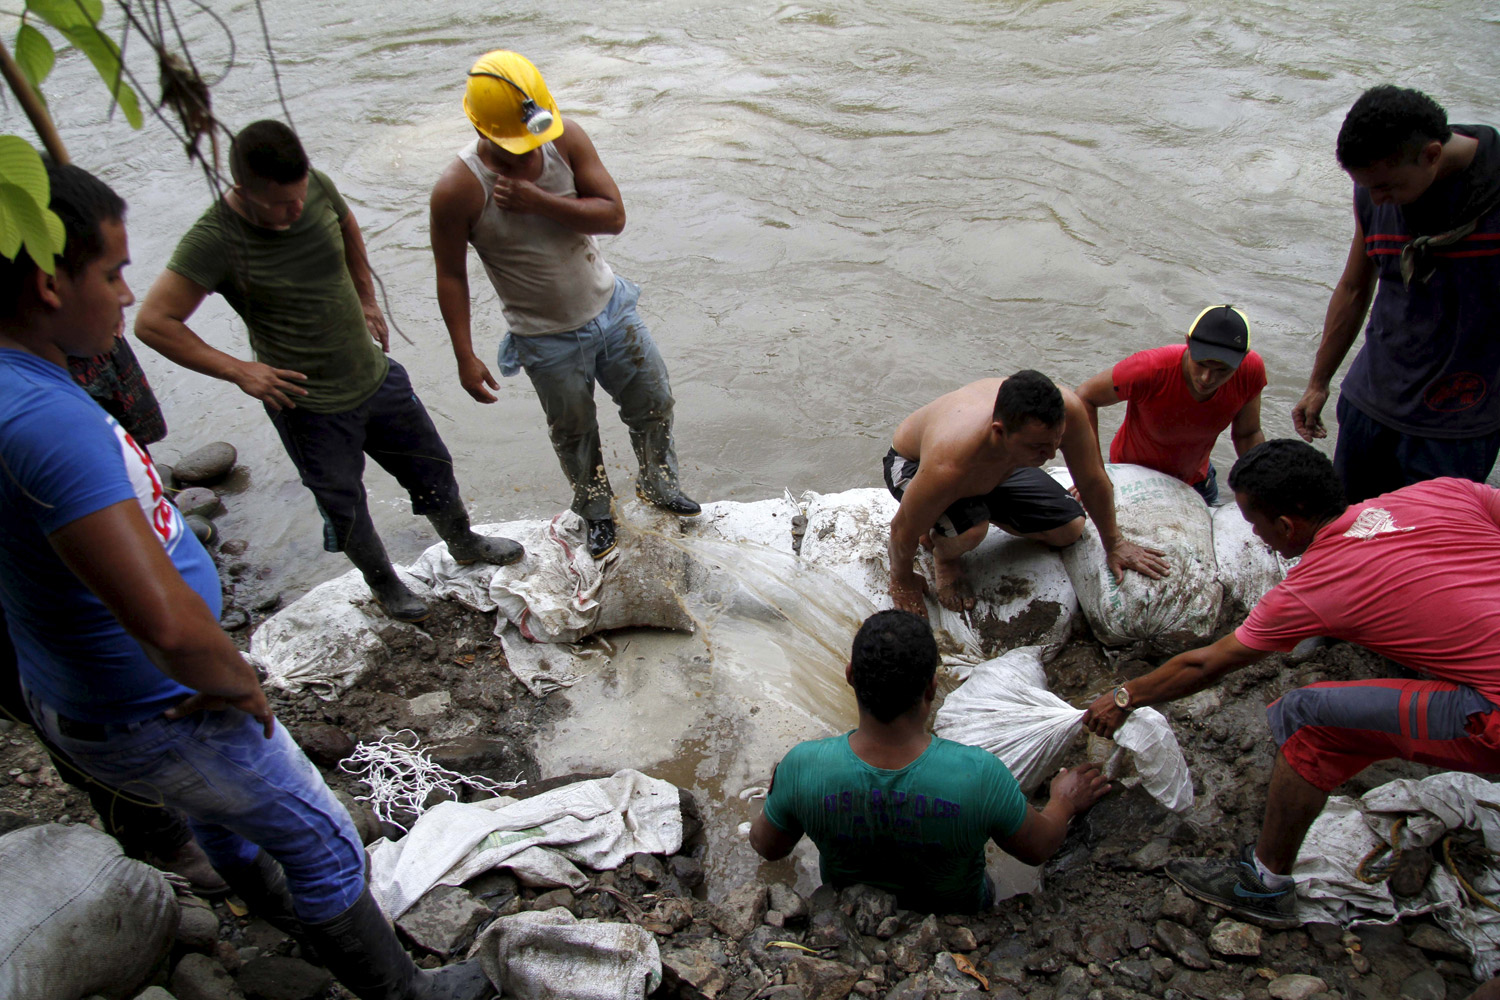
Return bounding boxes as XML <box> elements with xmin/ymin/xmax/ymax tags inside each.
<box><xmin>1292</xmin><ymin>86</ymin><xmax>1500</xmax><ymax>502</ymax></box>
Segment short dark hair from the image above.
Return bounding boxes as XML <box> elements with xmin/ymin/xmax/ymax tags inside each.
<box><xmin>230</xmin><ymin>120</ymin><xmax>310</xmax><ymax>186</ymax></box>
<box><xmin>849</xmin><ymin>610</ymin><xmax>939</xmax><ymax>723</ymax></box>
<box><xmin>0</xmin><ymin>161</ymin><xmax>125</xmax><ymax>320</ymax></box>
<box><xmin>1227</xmin><ymin>439</ymin><xmax>1347</xmax><ymax>523</ymax></box>
<box><xmin>1336</xmin><ymin>86</ymin><xmax>1453</xmax><ymax>169</ymax></box>
<box><xmin>995</xmin><ymin>369</ymin><xmax>1064</xmax><ymax>429</ymax></box>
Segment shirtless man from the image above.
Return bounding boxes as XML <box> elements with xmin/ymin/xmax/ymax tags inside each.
<box><xmin>885</xmin><ymin>370</ymin><xmax>1170</xmax><ymax>616</ymax></box>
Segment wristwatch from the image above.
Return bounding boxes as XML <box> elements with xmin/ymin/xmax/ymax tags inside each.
<box><xmin>1113</xmin><ymin>685</ymin><xmax>1133</xmax><ymax>711</ymax></box>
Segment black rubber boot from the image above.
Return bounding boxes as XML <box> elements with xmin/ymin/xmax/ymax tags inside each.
<box><xmin>586</xmin><ymin>517</ymin><xmax>618</xmax><ymax>559</ymax></box>
<box><xmin>635</xmin><ymin>484</ymin><xmax>702</xmax><ymax>516</ymax></box>
<box><xmin>344</xmin><ymin>520</ymin><xmax>430</xmax><ymax>623</ymax></box>
<box><xmin>217</xmin><ymin>850</ymin><xmax>304</xmax><ymax>939</ymax></box>
<box><xmin>300</xmin><ymin>887</ymin><xmax>494</xmax><ymax>1000</ymax></box>
<box><xmin>426</xmin><ymin>505</ymin><xmax>524</xmax><ymax>567</ymax></box>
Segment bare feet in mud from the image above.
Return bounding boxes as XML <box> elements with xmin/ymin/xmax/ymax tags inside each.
<box><xmin>934</xmin><ymin>558</ymin><xmax>975</xmax><ymax>612</ymax></box>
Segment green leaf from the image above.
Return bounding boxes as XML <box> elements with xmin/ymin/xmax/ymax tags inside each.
<box><xmin>25</xmin><ymin>0</ymin><xmax>105</xmax><ymax>31</ymax></box>
<box><xmin>42</xmin><ymin>204</ymin><xmax>64</xmax><ymax>249</ymax></box>
<box><xmin>0</xmin><ymin>181</ymin><xmax>63</xmax><ymax>273</ymax></box>
<box><xmin>0</xmin><ymin>136</ymin><xmax>50</xmax><ymax>206</ymax></box>
<box><xmin>0</xmin><ymin>196</ymin><xmax>21</xmax><ymax>261</ymax></box>
<box><xmin>55</xmin><ymin>23</ymin><xmax>143</xmax><ymax>129</ymax></box>
<box><xmin>14</xmin><ymin>24</ymin><xmax>57</xmax><ymax>92</ymax></box>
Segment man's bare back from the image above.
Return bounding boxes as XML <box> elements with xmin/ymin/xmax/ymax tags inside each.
<box><xmin>893</xmin><ymin>379</ymin><xmax>1028</xmax><ymax>499</ymax></box>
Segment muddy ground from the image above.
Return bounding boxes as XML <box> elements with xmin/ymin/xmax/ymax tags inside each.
<box><xmin>0</xmin><ymin>573</ymin><xmax>1491</xmax><ymax>1000</ymax></box>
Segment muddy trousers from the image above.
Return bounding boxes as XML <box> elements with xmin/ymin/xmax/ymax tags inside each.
<box><xmin>0</xmin><ymin>617</ymin><xmax>191</xmax><ymax>858</ymax></box>
<box><xmin>503</xmin><ymin>277</ymin><xmax>681</xmax><ymax>521</ymax></box>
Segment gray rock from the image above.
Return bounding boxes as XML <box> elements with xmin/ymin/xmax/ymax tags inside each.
<box><xmin>1406</xmin><ymin>923</ymin><xmax>1468</xmax><ymax>958</ymax></box>
<box><xmin>1160</xmin><ymin>888</ymin><xmax>1202</xmax><ymax>927</ymax></box>
<box><xmin>134</xmin><ymin>990</ymin><xmax>176</xmax><ymax>1000</ymax></box>
<box><xmin>297</xmin><ymin>723</ymin><xmax>355</xmax><ymax>768</ymax></box>
<box><xmin>630</xmin><ymin>852</ymin><xmax>665</xmax><ymax>885</ymax></box>
<box><xmin>1397</xmin><ymin>968</ymin><xmax>1446</xmax><ymax>1000</ymax></box>
<box><xmin>708</xmin><ymin>882</ymin><xmax>767</xmax><ymax>940</ymax></box>
<box><xmin>219</xmin><ymin>539</ymin><xmax>249</xmax><ymax>556</ymax></box>
<box><xmin>174</xmin><ymin>487</ymin><xmax>222</xmax><ymax>518</ymax></box>
<box><xmin>889</xmin><ymin>914</ymin><xmax>942</xmax><ymax>973</ymax></box>
<box><xmin>175</xmin><ymin>442</ymin><xmax>237</xmax><ymax>485</ymax></box>
<box><xmin>1154</xmin><ymin>921</ymin><xmax>1211</xmax><ymax>970</ymax></box>
<box><xmin>1209</xmin><ymin>919</ymin><xmax>1263</xmax><ymax>958</ymax></box>
<box><xmin>768</xmin><ymin>882</ymin><xmax>809</xmax><ymax>923</ymax></box>
<box><xmin>669</xmin><ymin>854</ymin><xmax>704</xmax><ymax>889</ymax></box>
<box><xmin>156</xmin><ymin>463</ymin><xmax>176</xmax><ymax>490</ymax></box>
<box><xmin>252</xmin><ymin>591</ymin><xmax>282</xmax><ymax>614</ymax></box>
<box><xmin>333</xmin><ymin>790</ymin><xmax>382</xmax><ymax>845</ymax></box>
<box><xmin>395</xmin><ymin>885</ymin><xmax>491</xmax><ymax>957</ymax></box>
<box><xmin>407</xmin><ymin>691</ymin><xmax>451</xmax><ymax>716</ymax></box>
<box><xmin>529</xmin><ymin>888</ymin><xmax>577</xmax><ymax>915</ymax></box>
<box><xmin>172</xmin><ymin>953</ymin><xmax>244</xmax><ymax>1000</ymax></box>
<box><xmin>1266</xmin><ymin>974</ymin><xmax>1328</xmax><ymax>1000</ymax></box>
<box><xmin>944</xmin><ymin>924</ymin><xmax>978</xmax><ymax>952</ymax></box>
<box><xmin>1125</xmin><ymin>837</ymin><xmax>1173</xmax><ymax>871</ymax></box>
<box><xmin>1113</xmin><ymin>958</ymin><xmax>1153</xmax><ymax>988</ymax></box>
<box><xmin>661</xmin><ymin>940</ymin><xmax>730</xmax><ymax>998</ymax></box>
<box><xmin>234</xmin><ymin>957</ymin><xmax>332</xmax><ymax>1000</ymax></box>
<box><xmin>874</xmin><ymin>915</ymin><xmax>902</xmax><ymax>940</ymax></box>
<box><xmin>186</xmin><ymin>515</ymin><xmax>218</xmax><ymax>547</ymax></box>
<box><xmin>219</xmin><ymin>607</ymin><xmax>249</xmax><ymax>631</ymax></box>
<box><xmin>783</xmin><ymin>955</ymin><xmax>860</xmax><ymax>1000</ymax></box>
<box><xmin>839</xmin><ymin>883</ymin><xmax>897</xmax><ymax>935</ymax></box>
<box><xmin>1055</xmin><ymin>964</ymin><xmax>1089</xmax><ymax>999</ymax></box>
<box><xmin>175</xmin><ymin>899</ymin><xmax>221</xmax><ymax>951</ymax></box>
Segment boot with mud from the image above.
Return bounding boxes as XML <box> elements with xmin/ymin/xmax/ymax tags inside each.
<box><xmin>301</xmin><ymin>886</ymin><xmax>495</xmax><ymax>1000</ymax></box>
<box><xmin>427</xmin><ymin>504</ymin><xmax>524</xmax><ymax>566</ymax></box>
<box><xmin>344</xmin><ymin>520</ymin><xmax>429</xmax><ymax>623</ymax></box>
<box><xmin>635</xmin><ymin>484</ymin><xmax>701</xmax><ymax>517</ymax></box>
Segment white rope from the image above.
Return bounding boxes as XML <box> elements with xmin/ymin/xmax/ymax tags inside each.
<box><xmin>338</xmin><ymin>730</ymin><xmax>526</xmax><ymax>831</ymax></box>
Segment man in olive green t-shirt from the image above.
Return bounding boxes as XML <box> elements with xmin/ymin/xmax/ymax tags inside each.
<box><xmin>137</xmin><ymin>120</ymin><xmax>522</xmax><ymax>622</ymax></box>
<box><xmin>751</xmin><ymin>610</ymin><xmax>1110</xmax><ymax>912</ymax></box>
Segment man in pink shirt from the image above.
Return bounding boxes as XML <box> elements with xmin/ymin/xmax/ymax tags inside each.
<box><xmin>1075</xmin><ymin>305</ymin><xmax>1266</xmax><ymax>503</ymax></box>
<box><xmin>1081</xmin><ymin>439</ymin><xmax>1500</xmax><ymax>927</ymax></box>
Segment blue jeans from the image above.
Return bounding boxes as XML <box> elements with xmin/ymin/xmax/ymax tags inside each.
<box><xmin>1191</xmin><ymin>462</ymin><xmax>1220</xmax><ymax>506</ymax></box>
<box><xmin>498</xmin><ymin>276</ymin><xmax>681</xmax><ymax>520</ymax></box>
<box><xmin>26</xmin><ymin>693</ymin><xmax>365</xmax><ymax>922</ymax></box>
<box><xmin>1334</xmin><ymin>396</ymin><xmax>1500</xmax><ymax>504</ymax></box>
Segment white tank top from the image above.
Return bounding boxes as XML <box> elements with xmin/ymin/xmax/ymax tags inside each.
<box><xmin>458</xmin><ymin>139</ymin><xmax>616</xmax><ymax>336</ymax></box>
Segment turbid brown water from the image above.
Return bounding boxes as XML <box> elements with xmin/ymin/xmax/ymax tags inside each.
<box><xmin>18</xmin><ymin>0</ymin><xmax>1498</xmax><ymax>601</ymax></box>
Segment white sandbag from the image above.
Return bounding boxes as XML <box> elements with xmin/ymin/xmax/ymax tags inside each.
<box><xmin>1052</xmin><ymin>465</ymin><xmax>1221</xmax><ymax>647</ymax></box>
<box><xmin>476</xmin><ymin>909</ymin><xmax>661</xmax><ymax>1000</ymax></box>
<box><xmin>369</xmin><ymin>770</ymin><xmax>682</xmax><ymax>920</ymax></box>
<box><xmin>1294</xmin><ymin>773</ymin><xmax>1500</xmax><ymax>979</ymax></box>
<box><xmin>933</xmin><ymin>647</ymin><xmax>1194</xmax><ymax>811</ymax></box>
<box><xmin>1211</xmin><ymin>503</ymin><xmax>1295</xmax><ymax>614</ymax></box>
<box><xmin>0</xmin><ymin>824</ymin><xmax>179</xmax><ymax>1000</ymax></box>
<box><xmin>689</xmin><ymin>494</ymin><xmax>803</xmax><ymax>552</ymax></box>
<box><xmin>799</xmin><ymin>488</ymin><xmax>1078</xmax><ymax>657</ymax></box>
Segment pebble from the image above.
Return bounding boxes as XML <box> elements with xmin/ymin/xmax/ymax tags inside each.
<box><xmin>407</xmin><ymin>691</ymin><xmax>451</xmax><ymax>716</ymax></box>
<box><xmin>1268</xmin><ymin>974</ymin><xmax>1328</xmax><ymax>1000</ymax></box>
<box><xmin>219</xmin><ymin>539</ymin><xmax>249</xmax><ymax>556</ymax></box>
<box><xmin>1155</xmin><ymin>920</ymin><xmax>1212</xmax><ymax>970</ymax></box>
<box><xmin>1406</xmin><ymin>923</ymin><xmax>1468</xmax><ymax>958</ymax></box>
<box><xmin>185</xmin><ymin>515</ymin><xmax>218</xmax><ymax>547</ymax></box>
<box><xmin>1209</xmin><ymin>919</ymin><xmax>1263</xmax><ymax>958</ymax></box>
<box><xmin>133</xmin><ymin>989</ymin><xmax>176</xmax><ymax>1000</ymax></box>
<box><xmin>170</xmin><ymin>953</ymin><xmax>239</xmax><ymax>1000</ymax></box>
<box><xmin>235</xmin><ymin>955</ymin><xmax>331</xmax><ymax>1000</ymax></box>
<box><xmin>174</xmin><ymin>487</ymin><xmax>222</xmax><ymax>518</ymax></box>
<box><xmin>1397</xmin><ymin>968</ymin><xmax>1445</xmax><ymax>1000</ymax></box>
<box><xmin>174</xmin><ymin>442</ymin><xmax>237</xmax><ymax>485</ymax></box>
<box><xmin>1160</xmin><ymin>887</ymin><xmax>1203</xmax><ymax>926</ymax></box>
<box><xmin>155</xmin><ymin>463</ymin><xmax>176</xmax><ymax>490</ymax></box>
<box><xmin>219</xmin><ymin>607</ymin><xmax>249</xmax><ymax>631</ymax></box>
<box><xmin>174</xmin><ymin>900</ymin><xmax>221</xmax><ymax>951</ymax></box>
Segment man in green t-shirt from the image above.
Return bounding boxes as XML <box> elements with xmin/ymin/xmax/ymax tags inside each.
<box><xmin>137</xmin><ymin>121</ymin><xmax>522</xmax><ymax>622</ymax></box>
<box><xmin>751</xmin><ymin>610</ymin><xmax>1110</xmax><ymax>912</ymax></box>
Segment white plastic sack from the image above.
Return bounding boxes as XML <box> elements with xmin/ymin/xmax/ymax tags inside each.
<box><xmin>476</xmin><ymin>909</ymin><xmax>661</xmax><ymax>1000</ymax></box>
<box><xmin>1295</xmin><ymin>773</ymin><xmax>1500</xmax><ymax>979</ymax></box>
<box><xmin>1211</xmin><ymin>503</ymin><xmax>1295</xmax><ymax>614</ymax></box>
<box><xmin>799</xmin><ymin>488</ymin><xmax>1079</xmax><ymax>658</ymax></box>
<box><xmin>1052</xmin><ymin>465</ymin><xmax>1221</xmax><ymax>647</ymax></box>
<box><xmin>369</xmin><ymin>770</ymin><xmax>682</xmax><ymax>920</ymax></box>
<box><xmin>0</xmin><ymin>824</ymin><xmax>179</xmax><ymax>1000</ymax></box>
<box><xmin>934</xmin><ymin>646</ymin><xmax>1193</xmax><ymax>811</ymax></box>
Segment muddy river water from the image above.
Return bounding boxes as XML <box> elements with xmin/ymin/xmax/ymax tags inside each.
<box><xmin>14</xmin><ymin>0</ymin><xmax>1500</xmax><ymax>890</ymax></box>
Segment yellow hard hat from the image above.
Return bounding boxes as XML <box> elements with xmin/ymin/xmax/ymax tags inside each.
<box><xmin>463</xmin><ymin>51</ymin><xmax>565</xmax><ymax>154</ymax></box>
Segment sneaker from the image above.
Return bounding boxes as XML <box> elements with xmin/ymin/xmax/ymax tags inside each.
<box><xmin>635</xmin><ymin>485</ymin><xmax>702</xmax><ymax>517</ymax></box>
<box><xmin>587</xmin><ymin>518</ymin><xmax>618</xmax><ymax>559</ymax></box>
<box><xmin>1164</xmin><ymin>847</ymin><xmax>1298</xmax><ymax>929</ymax></box>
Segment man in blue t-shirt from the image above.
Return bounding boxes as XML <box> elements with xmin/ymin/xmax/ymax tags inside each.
<box><xmin>0</xmin><ymin>163</ymin><xmax>490</xmax><ymax>1000</ymax></box>
<box><xmin>750</xmin><ymin>610</ymin><xmax>1110</xmax><ymax>912</ymax></box>
<box><xmin>1292</xmin><ymin>86</ymin><xmax>1500</xmax><ymax>502</ymax></box>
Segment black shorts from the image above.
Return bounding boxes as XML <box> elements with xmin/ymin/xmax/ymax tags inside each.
<box><xmin>883</xmin><ymin>448</ymin><xmax>1083</xmax><ymax>537</ymax></box>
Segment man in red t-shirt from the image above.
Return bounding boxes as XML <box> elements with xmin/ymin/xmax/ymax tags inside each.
<box><xmin>1080</xmin><ymin>439</ymin><xmax>1500</xmax><ymax>928</ymax></box>
<box><xmin>1076</xmin><ymin>305</ymin><xmax>1267</xmax><ymax>503</ymax></box>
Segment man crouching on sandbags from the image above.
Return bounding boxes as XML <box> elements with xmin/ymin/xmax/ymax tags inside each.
<box><xmin>750</xmin><ymin>610</ymin><xmax>1110</xmax><ymax>911</ymax></box>
<box><xmin>0</xmin><ymin>164</ymin><xmax>492</xmax><ymax>1000</ymax></box>
<box><xmin>885</xmin><ymin>370</ymin><xmax>1171</xmax><ymax>616</ymax></box>
<box><xmin>1083</xmin><ymin>439</ymin><xmax>1500</xmax><ymax>928</ymax></box>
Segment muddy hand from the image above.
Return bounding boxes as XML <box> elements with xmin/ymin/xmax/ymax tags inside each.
<box><xmin>1108</xmin><ymin>539</ymin><xmax>1170</xmax><ymax>582</ymax></box>
<box><xmin>1050</xmin><ymin>763</ymin><xmax>1111</xmax><ymax>812</ymax></box>
<box><xmin>890</xmin><ymin>579</ymin><xmax>929</xmax><ymax>618</ymax></box>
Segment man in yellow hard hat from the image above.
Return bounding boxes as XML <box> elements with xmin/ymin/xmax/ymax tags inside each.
<box><xmin>430</xmin><ymin>50</ymin><xmax>700</xmax><ymax>559</ymax></box>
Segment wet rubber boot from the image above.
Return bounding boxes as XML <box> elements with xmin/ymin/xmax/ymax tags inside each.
<box><xmin>216</xmin><ymin>850</ymin><xmax>304</xmax><ymax>940</ymax></box>
<box><xmin>344</xmin><ymin>521</ymin><xmax>429</xmax><ymax>623</ymax></box>
<box><xmin>300</xmin><ymin>887</ymin><xmax>495</xmax><ymax>1000</ymax></box>
<box><xmin>426</xmin><ymin>505</ymin><xmax>524</xmax><ymax>567</ymax></box>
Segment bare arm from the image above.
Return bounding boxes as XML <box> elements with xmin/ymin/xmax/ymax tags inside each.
<box><xmin>1231</xmin><ymin>393</ymin><xmax>1266</xmax><ymax>457</ymax></box>
<box><xmin>429</xmin><ymin>162</ymin><xmax>499</xmax><ymax>404</ymax></box>
<box><xmin>1082</xmin><ymin>632</ymin><xmax>1266</xmax><ymax>737</ymax></box>
<box><xmin>995</xmin><ymin>765</ymin><xmax>1110</xmax><ymax>866</ymax></box>
<box><xmin>134</xmin><ymin>270</ymin><xmax>309</xmax><ymax>411</ymax></box>
<box><xmin>1060</xmin><ymin>389</ymin><xmax>1169</xmax><ymax>581</ymax></box>
<box><xmin>1293</xmin><ymin>218</ymin><xmax>1376</xmax><ymax>442</ymax></box>
<box><xmin>490</xmin><ymin>120</ymin><xmax>626</xmax><ymax>235</ymax></box>
<box><xmin>339</xmin><ymin>209</ymin><xmax>389</xmax><ymax>352</ymax></box>
<box><xmin>886</xmin><ymin>459</ymin><xmax>966</xmax><ymax>616</ymax></box>
<box><xmin>49</xmin><ymin>500</ymin><xmax>273</xmax><ymax>736</ymax></box>
<box><xmin>1074</xmin><ymin>369</ymin><xmax>1121</xmax><ymax>445</ymax></box>
<box><xmin>749</xmin><ymin>811</ymin><xmax>802</xmax><ymax>861</ymax></box>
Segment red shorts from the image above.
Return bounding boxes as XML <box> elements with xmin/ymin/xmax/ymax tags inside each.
<box><xmin>1268</xmin><ymin>678</ymin><xmax>1500</xmax><ymax>792</ymax></box>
